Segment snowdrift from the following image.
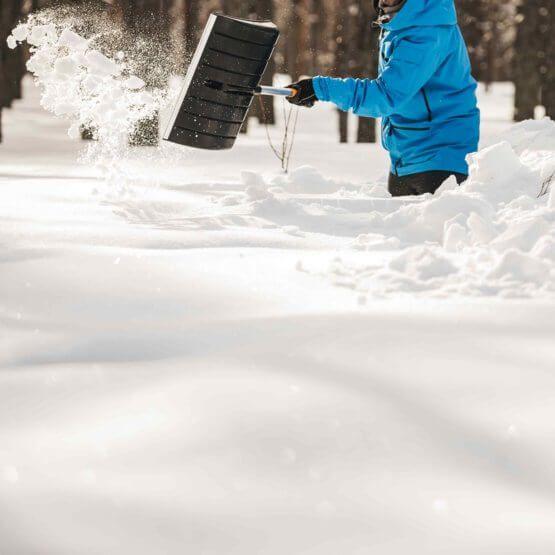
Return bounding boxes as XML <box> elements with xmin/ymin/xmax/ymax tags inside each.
<box><xmin>238</xmin><ymin>119</ymin><xmax>554</xmax><ymax>300</ymax></box>
<box><xmin>2</xmin><ymin>14</ymin><xmax>555</xmax><ymax>555</ymax></box>
<box><xmin>7</xmin><ymin>17</ymin><xmax>555</xmax><ymax>301</ymax></box>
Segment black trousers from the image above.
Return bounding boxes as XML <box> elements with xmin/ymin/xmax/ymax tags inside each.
<box><xmin>388</xmin><ymin>171</ymin><xmax>468</xmax><ymax>197</ymax></box>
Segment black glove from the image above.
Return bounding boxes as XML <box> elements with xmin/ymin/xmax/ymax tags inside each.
<box><xmin>287</xmin><ymin>78</ymin><xmax>318</xmax><ymax>108</ymax></box>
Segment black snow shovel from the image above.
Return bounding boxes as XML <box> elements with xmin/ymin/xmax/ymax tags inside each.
<box><xmin>163</xmin><ymin>13</ymin><xmax>296</xmax><ymax>151</ymax></box>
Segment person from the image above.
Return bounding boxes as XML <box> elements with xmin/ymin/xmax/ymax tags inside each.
<box><xmin>287</xmin><ymin>0</ymin><xmax>480</xmax><ymax>197</ymax></box>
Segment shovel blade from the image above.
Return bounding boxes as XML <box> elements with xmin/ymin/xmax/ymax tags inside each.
<box><xmin>163</xmin><ymin>14</ymin><xmax>279</xmax><ymax>150</ymax></box>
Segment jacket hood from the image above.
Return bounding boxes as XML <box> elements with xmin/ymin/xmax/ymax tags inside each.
<box><xmin>375</xmin><ymin>0</ymin><xmax>457</xmax><ymax>30</ymax></box>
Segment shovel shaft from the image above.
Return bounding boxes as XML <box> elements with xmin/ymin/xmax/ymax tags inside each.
<box><xmin>256</xmin><ymin>86</ymin><xmax>296</xmax><ymax>98</ymax></box>
<box><xmin>203</xmin><ymin>80</ymin><xmax>296</xmax><ymax>98</ymax></box>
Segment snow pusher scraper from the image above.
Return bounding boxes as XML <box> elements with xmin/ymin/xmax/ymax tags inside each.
<box><xmin>164</xmin><ymin>13</ymin><xmax>295</xmax><ymax>151</ymax></box>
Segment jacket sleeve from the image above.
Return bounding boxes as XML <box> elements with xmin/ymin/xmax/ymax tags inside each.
<box><xmin>313</xmin><ymin>28</ymin><xmax>446</xmax><ymax>118</ymax></box>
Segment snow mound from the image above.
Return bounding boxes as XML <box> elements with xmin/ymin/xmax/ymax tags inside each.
<box><xmin>284</xmin><ymin>166</ymin><xmax>342</xmax><ymax>194</ymax></box>
<box><xmin>488</xmin><ymin>249</ymin><xmax>551</xmax><ymax>285</ymax></box>
<box><xmin>390</xmin><ymin>246</ymin><xmax>457</xmax><ymax>281</ymax></box>
<box><xmin>325</xmin><ymin>120</ymin><xmax>555</xmax><ymax>299</ymax></box>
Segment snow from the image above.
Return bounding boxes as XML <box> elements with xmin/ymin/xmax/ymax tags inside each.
<box><xmin>390</xmin><ymin>246</ymin><xmax>458</xmax><ymax>281</ymax></box>
<box><xmin>58</xmin><ymin>28</ymin><xmax>89</xmax><ymax>51</ymax></box>
<box><xmin>123</xmin><ymin>76</ymin><xmax>146</xmax><ymax>90</ymax></box>
<box><xmin>488</xmin><ymin>249</ymin><xmax>551</xmax><ymax>284</ymax></box>
<box><xmin>2</xmin><ymin>17</ymin><xmax>555</xmax><ymax>555</ymax></box>
<box><xmin>319</xmin><ymin>118</ymin><xmax>555</xmax><ymax>299</ymax></box>
<box><xmin>8</xmin><ymin>17</ymin><xmax>170</xmax><ymax>171</ymax></box>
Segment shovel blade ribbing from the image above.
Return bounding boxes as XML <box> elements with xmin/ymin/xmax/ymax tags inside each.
<box><xmin>163</xmin><ymin>14</ymin><xmax>280</xmax><ymax>151</ymax></box>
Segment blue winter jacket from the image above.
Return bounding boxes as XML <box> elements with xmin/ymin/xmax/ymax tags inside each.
<box><xmin>313</xmin><ymin>0</ymin><xmax>480</xmax><ymax>177</ymax></box>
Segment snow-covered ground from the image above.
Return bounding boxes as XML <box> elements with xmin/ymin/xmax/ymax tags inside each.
<box><xmin>1</xmin><ymin>47</ymin><xmax>555</xmax><ymax>554</ymax></box>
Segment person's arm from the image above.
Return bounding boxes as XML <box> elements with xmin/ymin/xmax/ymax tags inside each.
<box><xmin>313</xmin><ymin>28</ymin><xmax>447</xmax><ymax>118</ymax></box>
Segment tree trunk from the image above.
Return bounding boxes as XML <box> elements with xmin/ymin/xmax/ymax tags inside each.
<box><xmin>457</xmin><ymin>0</ymin><xmax>486</xmax><ymax>81</ymax></box>
<box><xmin>334</xmin><ymin>0</ymin><xmax>349</xmax><ymax>142</ymax></box>
<box><xmin>254</xmin><ymin>0</ymin><xmax>275</xmax><ymax>125</ymax></box>
<box><xmin>1</xmin><ymin>0</ymin><xmax>24</xmax><ymax>142</ymax></box>
<box><xmin>286</xmin><ymin>0</ymin><xmax>309</xmax><ymax>80</ymax></box>
<box><xmin>354</xmin><ymin>0</ymin><xmax>378</xmax><ymax>143</ymax></box>
<box><xmin>5</xmin><ymin>45</ymin><xmax>24</xmax><ymax>101</ymax></box>
<box><xmin>544</xmin><ymin>0</ymin><xmax>555</xmax><ymax>118</ymax></box>
<box><xmin>357</xmin><ymin>118</ymin><xmax>375</xmax><ymax>143</ymax></box>
<box><xmin>111</xmin><ymin>0</ymin><xmax>173</xmax><ymax>145</ymax></box>
<box><xmin>338</xmin><ymin>110</ymin><xmax>348</xmax><ymax>143</ymax></box>
<box><xmin>184</xmin><ymin>0</ymin><xmax>200</xmax><ymax>55</ymax></box>
<box><xmin>0</xmin><ymin>58</ymin><xmax>3</xmax><ymax>142</ymax></box>
<box><xmin>513</xmin><ymin>0</ymin><xmax>542</xmax><ymax>121</ymax></box>
<box><xmin>307</xmin><ymin>0</ymin><xmax>316</xmax><ymax>75</ymax></box>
